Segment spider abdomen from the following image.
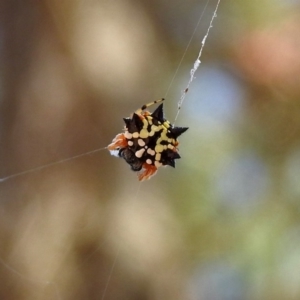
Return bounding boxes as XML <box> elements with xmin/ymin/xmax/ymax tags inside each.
<box><xmin>108</xmin><ymin>99</ymin><xmax>188</xmax><ymax>181</ymax></box>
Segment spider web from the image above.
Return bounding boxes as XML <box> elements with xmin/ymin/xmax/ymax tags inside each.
<box><xmin>0</xmin><ymin>1</ymin><xmax>221</xmax><ymax>299</ymax></box>
<box><xmin>0</xmin><ymin>1</ymin><xmax>220</xmax><ymax>183</ymax></box>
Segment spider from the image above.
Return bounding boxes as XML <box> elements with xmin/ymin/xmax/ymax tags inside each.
<box><xmin>107</xmin><ymin>98</ymin><xmax>188</xmax><ymax>181</ymax></box>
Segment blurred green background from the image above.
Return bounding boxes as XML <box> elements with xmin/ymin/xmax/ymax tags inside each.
<box><xmin>1</xmin><ymin>0</ymin><xmax>300</xmax><ymax>299</ymax></box>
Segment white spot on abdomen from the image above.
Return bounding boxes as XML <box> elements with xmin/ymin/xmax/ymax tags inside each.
<box><xmin>138</xmin><ymin>139</ymin><xmax>145</xmax><ymax>147</ymax></box>
<box><xmin>147</xmin><ymin>148</ymin><xmax>155</xmax><ymax>156</ymax></box>
<box><xmin>135</xmin><ymin>148</ymin><xmax>145</xmax><ymax>158</ymax></box>
<box><xmin>124</xmin><ymin>131</ymin><xmax>132</xmax><ymax>139</ymax></box>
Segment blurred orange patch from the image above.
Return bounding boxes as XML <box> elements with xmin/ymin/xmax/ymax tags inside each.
<box><xmin>235</xmin><ymin>17</ymin><xmax>300</xmax><ymax>90</ymax></box>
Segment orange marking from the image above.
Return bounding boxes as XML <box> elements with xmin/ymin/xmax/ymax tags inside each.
<box><xmin>107</xmin><ymin>133</ymin><xmax>128</xmax><ymax>150</ymax></box>
<box><xmin>138</xmin><ymin>163</ymin><xmax>157</xmax><ymax>181</ymax></box>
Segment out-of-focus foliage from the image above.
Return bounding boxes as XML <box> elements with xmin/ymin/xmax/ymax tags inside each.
<box><xmin>1</xmin><ymin>0</ymin><xmax>300</xmax><ymax>300</ymax></box>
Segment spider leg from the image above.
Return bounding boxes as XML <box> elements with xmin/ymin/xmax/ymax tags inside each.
<box><xmin>107</xmin><ymin>133</ymin><xmax>127</xmax><ymax>150</ymax></box>
<box><xmin>138</xmin><ymin>163</ymin><xmax>158</xmax><ymax>181</ymax></box>
<box><xmin>135</xmin><ymin>98</ymin><xmax>165</xmax><ymax>115</ymax></box>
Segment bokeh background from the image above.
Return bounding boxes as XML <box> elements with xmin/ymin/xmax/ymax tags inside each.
<box><xmin>1</xmin><ymin>0</ymin><xmax>300</xmax><ymax>299</ymax></box>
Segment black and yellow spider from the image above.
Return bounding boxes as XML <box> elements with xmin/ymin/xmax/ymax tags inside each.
<box><xmin>107</xmin><ymin>98</ymin><xmax>188</xmax><ymax>181</ymax></box>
